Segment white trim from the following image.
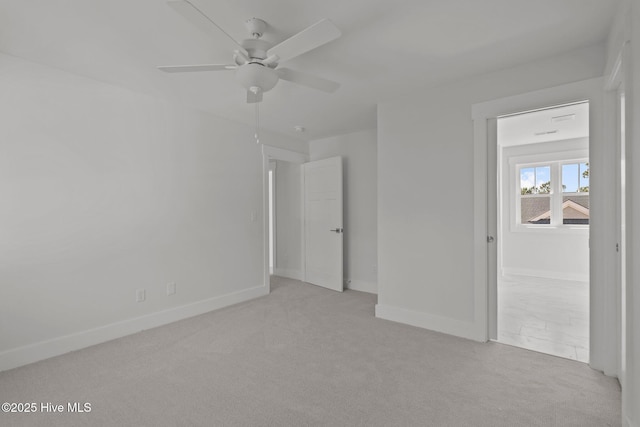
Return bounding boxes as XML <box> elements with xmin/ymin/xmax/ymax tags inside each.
<box><xmin>604</xmin><ymin>41</ymin><xmax>628</xmax><ymax>91</ymax></box>
<box><xmin>300</xmin><ymin>167</ymin><xmax>306</xmax><ymax>282</ymax></box>
<box><xmin>473</xmin><ymin>114</ymin><xmax>490</xmax><ymax>341</ymax></box>
<box><xmin>262</xmin><ymin>145</ymin><xmax>308</xmax><ymax>164</ymax></box>
<box><xmin>346</xmin><ymin>279</ymin><xmax>377</xmax><ymax>294</ymax></box>
<box><xmin>510</xmin><ymin>224</ymin><xmax>589</xmax><ymax>235</ymax></box>
<box><xmin>0</xmin><ymin>285</ymin><xmax>268</xmax><ymax>373</ymax></box>
<box><xmin>268</xmin><ymin>161</ymin><xmax>277</xmax><ymax>274</ymax></box>
<box><xmin>273</xmin><ymin>268</ymin><xmax>304</xmax><ymax>281</ymax></box>
<box><xmin>488</xmin><ymin>117</ymin><xmax>498</xmax><ymax>340</ymax></box>
<box><xmin>606</xmin><ymin>37</ymin><xmax>632</xmax><ymax>420</ymax></box>
<box><xmin>375</xmin><ymin>304</ymin><xmax>480</xmax><ymax>341</ymax></box>
<box><xmin>502</xmin><ymin>267</ymin><xmax>589</xmax><ymax>283</ymax></box>
<box><xmin>472</xmin><ymin>80</ymin><xmax>599</xmax><ymax>119</ymax></box>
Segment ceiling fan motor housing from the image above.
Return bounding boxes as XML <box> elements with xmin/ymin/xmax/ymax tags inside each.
<box><xmin>235</xmin><ymin>63</ymin><xmax>279</xmax><ymax>92</ymax></box>
<box><xmin>239</xmin><ymin>39</ymin><xmax>273</xmax><ymax>64</ymax></box>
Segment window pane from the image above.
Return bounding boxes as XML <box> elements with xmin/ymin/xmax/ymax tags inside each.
<box><xmin>520</xmin><ymin>167</ymin><xmax>535</xmax><ymax>194</ymax></box>
<box><xmin>579</xmin><ymin>162</ymin><xmax>589</xmax><ymax>192</ymax></box>
<box><xmin>562</xmin><ymin>163</ymin><xmax>579</xmax><ymax>192</ymax></box>
<box><xmin>535</xmin><ymin>166</ymin><xmax>551</xmax><ymax>194</ymax></box>
<box><xmin>521</xmin><ymin>196</ymin><xmax>551</xmax><ymax>224</ymax></box>
<box><xmin>563</xmin><ymin>195</ymin><xmax>589</xmax><ymax>225</ymax></box>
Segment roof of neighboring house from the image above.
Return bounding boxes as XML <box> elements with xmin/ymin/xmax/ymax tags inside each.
<box><xmin>529</xmin><ymin>199</ymin><xmax>590</xmax><ymax>222</ymax></box>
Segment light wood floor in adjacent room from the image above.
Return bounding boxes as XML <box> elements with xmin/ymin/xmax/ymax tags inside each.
<box><xmin>498</xmin><ymin>275</ymin><xmax>589</xmax><ymax>363</ymax></box>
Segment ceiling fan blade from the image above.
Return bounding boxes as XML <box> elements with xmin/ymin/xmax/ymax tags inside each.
<box><xmin>267</xmin><ymin>19</ymin><xmax>341</xmax><ymax>63</ymax></box>
<box><xmin>167</xmin><ymin>0</ymin><xmax>247</xmax><ymax>55</ymax></box>
<box><xmin>276</xmin><ymin>68</ymin><xmax>340</xmax><ymax>93</ymax></box>
<box><xmin>157</xmin><ymin>64</ymin><xmax>237</xmax><ymax>73</ymax></box>
<box><xmin>247</xmin><ymin>90</ymin><xmax>263</xmax><ymax>103</ymax></box>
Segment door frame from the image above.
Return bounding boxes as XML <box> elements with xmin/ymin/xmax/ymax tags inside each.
<box><xmin>604</xmin><ymin>41</ymin><xmax>630</xmax><ymax>388</ymax></box>
<box><xmin>261</xmin><ymin>145</ymin><xmax>309</xmax><ymax>292</ymax></box>
<box><xmin>472</xmin><ymin>77</ymin><xmax>618</xmax><ymax>375</ymax></box>
<box><xmin>268</xmin><ymin>160</ymin><xmax>277</xmax><ymax>275</ymax></box>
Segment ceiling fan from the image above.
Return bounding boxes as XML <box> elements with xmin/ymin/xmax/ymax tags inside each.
<box><xmin>158</xmin><ymin>0</ymin><xmax>342</xmax><ymax>104</ymax></box>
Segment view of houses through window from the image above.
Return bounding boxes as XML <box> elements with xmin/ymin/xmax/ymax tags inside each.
<box><xmin>519</xmin><ymin>161</ymin><xmax>589</xmax><ymax>225</ymax></box>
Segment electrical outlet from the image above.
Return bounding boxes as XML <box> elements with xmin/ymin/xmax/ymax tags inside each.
<box><xmin>136</xmin><ymin>289</ymin><xmax>146</xmax><ymax>303</ymax></box>
<box><xmin>167</xmin><ymin>282</ymin><xmax>176</xmax><ymax>296</ymax></box>
<box><xmin>250</xmin><ymin>210</ymin><xmax>257</xmax><ymax>222</ymax></box>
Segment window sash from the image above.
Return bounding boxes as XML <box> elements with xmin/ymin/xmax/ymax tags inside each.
<box><xmin>516</xmin><ymin>159</ymin><xmax>588</xmax><ymax>227</ymax></box>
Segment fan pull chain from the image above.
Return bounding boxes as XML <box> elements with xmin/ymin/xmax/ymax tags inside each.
<box><xmin>255</xmin><ymin>101</ymin><xmax>260</xmax><ymax>144</ymax></box>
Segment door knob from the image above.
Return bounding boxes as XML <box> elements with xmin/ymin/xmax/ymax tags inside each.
<box><xmin>329</xmin><ymin>228</ymin><xmax>343</xmax><ymax>233</ymax></box>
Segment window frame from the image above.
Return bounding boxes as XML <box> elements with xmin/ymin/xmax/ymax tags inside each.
<box><xmin>509</xmin><ymin>148</ymin><xmax>589</xmax><ymax>234</ymax></box>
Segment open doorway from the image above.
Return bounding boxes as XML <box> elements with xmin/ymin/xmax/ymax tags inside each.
<box><xmin>261</xmin><ymin>146</ymin><xmax>308</xmax><ymax>291</ymax></box>
<box><xmin>262</xmin><ymin>146</ymin><xmax>344</xmax><ymax>293</ymax></box>
<box><xmin>496</xmin><ymin>101</ymin><xmax>590</xmax><ymax>362</ymax></box>
<box><xmin>267</xmin><ymin>159</ymin><xmax>304</xmax><ymax>287</ymax></box>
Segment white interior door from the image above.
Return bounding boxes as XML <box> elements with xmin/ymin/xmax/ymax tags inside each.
<box><xmin>303</xmin><ymin>156</ymin><xmax>343</xmax><ymax>291</ymax></box>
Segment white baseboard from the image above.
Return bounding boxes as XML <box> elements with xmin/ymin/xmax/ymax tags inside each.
<box><xmin>273</xmin><ymin>268</ymin><xmax>304</xmax><ymax>281</ymax></box>
<box><xmin>375</xmin><ymin>304</ymin><xmax>481</xmax><ymax>341</ymax></box>
<box><xmin>345</xmin><ymin>279</ymin><xmax>377</xmax><ymax>294</ymax></box>
<box><xmin>502</xmin><ymin>267</ymin><xmax>588</xmax><ymax>282</ymax></box>
<box><xmin>0</xmin><ymin>285</ymin><xmax>268</xmax><ymax>373</ymax></box>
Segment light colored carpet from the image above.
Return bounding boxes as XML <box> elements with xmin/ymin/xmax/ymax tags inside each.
<box><xmin>0</xmin><ymin>276</ymin><xmax>620</xmax><ymax>426</ymax></box>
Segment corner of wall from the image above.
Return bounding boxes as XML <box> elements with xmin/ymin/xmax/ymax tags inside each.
<box><xmin>346</xmin><ymin>279</ymin><xmax>377</xmax><ymax>294</ymax></box>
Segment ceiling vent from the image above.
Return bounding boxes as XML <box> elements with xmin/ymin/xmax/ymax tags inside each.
<box><xmin>551</xmin><ymin>113</ymin><xmax>576</xmax><ymax>123</ymax></box>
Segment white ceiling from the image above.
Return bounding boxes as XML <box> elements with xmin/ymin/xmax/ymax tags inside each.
<box><xmin>498</xmin><ymin>101</ymin><xmax>590</xmax><ymax>147</ymax></box>
<box><xmin>0</xmin><ymin>0</ymin><xmax>619</xmax><ymax>140</ymax></box>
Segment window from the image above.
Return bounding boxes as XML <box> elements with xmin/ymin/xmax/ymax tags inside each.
<box><xmin>517</xmin><ymin>160</ymin><xmax>589</xmax><ymax>226</ymax></box>
<box><xmin>520</xmin><ymin>165</ymin><xmax>551</xmax><ymax>224</ymax></box>
<box><xmin>561</xmin><ymin>162</ymin><xmax>589</xmax><ymax>225</ymax></box>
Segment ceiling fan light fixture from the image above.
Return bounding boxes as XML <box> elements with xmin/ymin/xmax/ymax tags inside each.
<box><xmin>235</xmin><ymin>63</ymin><xmax>278</xmax><ymax>92</ymax></box>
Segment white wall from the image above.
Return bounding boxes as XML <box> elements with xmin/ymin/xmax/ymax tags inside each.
<box><xmin>376</xmin><ymin>43</ymin><xmax>606</xmax><ymax>339</ymax></box>
<box><xmin>274</xmin><ymin>160</ymin><xmax>303</xmax><ymax>280</ymax></box>
<box><xmin>0</xmin><ymin>53</ymin><xmax>305</xmax><ymax>371</ymax></box>
<box><xmin>309</xmin><ymin>129</ymin><xmax>378</xmax><ymax>294</ymax></box>
<box><xmin>499</xmin><ymin>138</ymin><xmax>590</xmax><ymax>281</ymax></box>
